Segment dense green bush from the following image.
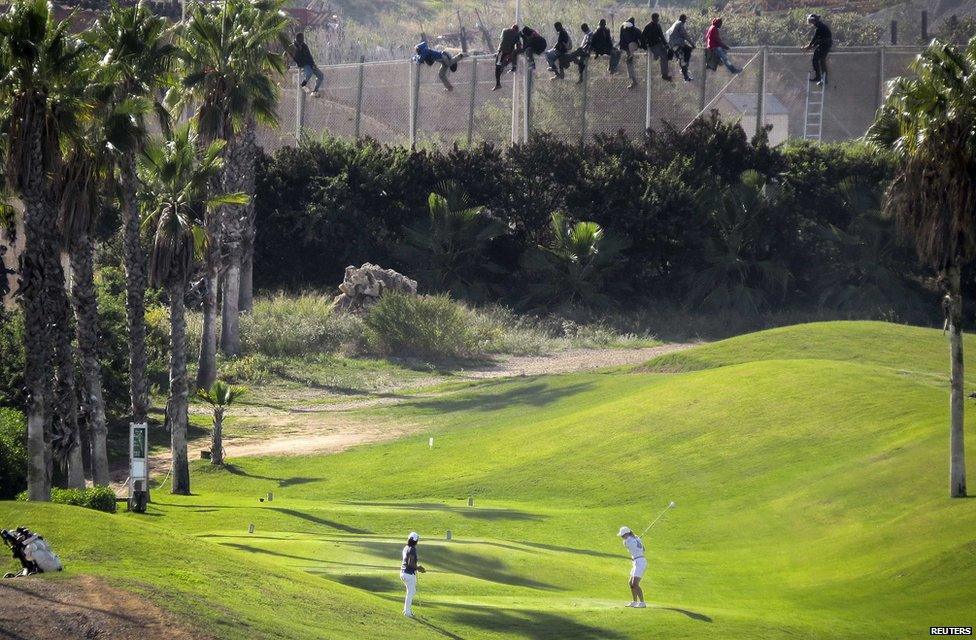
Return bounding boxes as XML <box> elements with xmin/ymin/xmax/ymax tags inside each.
<box><xmin>16</xmin><ymin>486</ymin><xmax>117</xmax><ymax>513</ymax></box>
<box><xmin>255</xmin><ymin>121</ymin><xmax>931</xmax><ymax>322</ymax></box>
<box><xmin>0</xmin><ymin>310</ymin><xmax>25</xmax><ymax>410</ymax></box>
<box><xmin>0</xmin><ymin>408</ymin><xmax>26</xmax><ymax>499</ymax></box>
<box><xmin>242</xmin><ymin>293</ymin><xmax>363</xmax><ymax>357</ymax></box>
<box><xmin>363</xmin><ymin>292</ymin><xmax>492</xmax><ymax>359</ymax></box>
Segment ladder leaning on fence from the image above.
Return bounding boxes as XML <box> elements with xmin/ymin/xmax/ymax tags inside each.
<box><xmin>803</xmin><ymin>74</ymin><xmax>826</xmax><ymax>141</ymax></box>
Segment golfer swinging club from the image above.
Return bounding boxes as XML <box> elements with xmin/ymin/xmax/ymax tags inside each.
<box><xmin>400</xmin><ymin>531</ymin><xmax>426</xmax><ymax>618</ymax></box>
<box><xmin>618</xmin><ymin>526</ymin><xmax>647</xmax><ymax>608</ymax></box>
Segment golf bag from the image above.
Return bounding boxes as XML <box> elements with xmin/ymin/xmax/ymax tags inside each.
<box><xmin>2</xmin><ymin>527</ymin><xmax>62</xmax><ymax>578</ymax></box>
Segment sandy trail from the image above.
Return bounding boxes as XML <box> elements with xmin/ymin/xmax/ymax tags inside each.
<box><xmin>111</xmin><ymin>343</ymin><xmax>697</xmax><ymax>488</ymax></box>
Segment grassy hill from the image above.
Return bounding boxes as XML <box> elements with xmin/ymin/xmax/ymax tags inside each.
<box><xmin>2</xmin><ymin>321</ymin><xmax>974</xmax><ymax>639</ymax></box>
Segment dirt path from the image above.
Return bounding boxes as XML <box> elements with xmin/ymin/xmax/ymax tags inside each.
<box><xmin>0</xmin><ymin>575</ymin><xmax>206</xmax><ymax>640</ymax></box>
<box><xmin>112</xmin><ymin>343</ymin><xmax>697</xmax><ymax>486</ymax></box>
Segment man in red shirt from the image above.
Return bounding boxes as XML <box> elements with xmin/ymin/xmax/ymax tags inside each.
<box><xmin>705</xmin><ymin>18</ymin><xmax>740</xmax><ymax>74</ymax></box>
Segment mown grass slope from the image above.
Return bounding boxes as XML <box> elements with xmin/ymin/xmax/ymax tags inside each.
<box><xmin>2</xmin><ymin>321</ymin><xmax>974</xmax><ymax>639</ymax></box>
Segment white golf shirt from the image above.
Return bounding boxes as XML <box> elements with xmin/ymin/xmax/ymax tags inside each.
<box><xmin>623</xmin><ymin>535</ymin><xmax>644</xmax><ymax>559</ymax></box>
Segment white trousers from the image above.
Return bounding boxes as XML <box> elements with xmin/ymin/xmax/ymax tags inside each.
<box><xmin>400</xmin><ymin>572</ymin><xmax>417</xmax><ymax>615</ymax></box>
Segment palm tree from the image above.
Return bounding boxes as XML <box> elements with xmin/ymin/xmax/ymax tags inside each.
<box><xmin>0</xmin><ymin>0</ymin><xmax>89</xmax><ymax>499</ymax></box>
<box><xmin>685</xmin><ymin>171</ymin><xmax>792</xmax><ymax>314</ymax></box>
<box><xmin>87</xmin><ymin>2</ymin><xmax>177</xmax><ymax>428</ymax></box>
<box><xmin>178</xmin><ymin>0</ymin><xmax>288</xmax><ymax>370</ymax></box>
<box><xmin>867</xmin><ymin>39</ymin><xmax>976</xmax><ymax>498</ymax></box>
<box><xmin>57</xmin><ymin>136</ymin><xmax>113</xmax><ymax>486</ymax></box>
<box><xmin>196</xmin><ymin>380</ymin><xmax>246</xmax><ymax>466</ymax></box>
<box><xmin>139</xmin><ymin>123</ymin><xmax>246</xmax><ymax>494</ymax></box>
<box><xmin>522</xmin><ymin>212</ymin><xmax>624</xmax><ymax>309</ymax></box>
<box><xmin>399</xmin><ymin>186</ymin><xmax>506</xmax><ymax>300</ymax></box>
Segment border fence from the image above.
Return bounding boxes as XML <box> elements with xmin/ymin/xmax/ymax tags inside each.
<box><xmin>258</xmin><ymin>45</ymin><xmax>924</xmax><ymax>152</ymax></box>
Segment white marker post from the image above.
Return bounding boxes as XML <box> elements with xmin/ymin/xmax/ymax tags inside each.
<box><xmin>429</xmin><ymin>437</ymin><xmax>434</xmax><ymax>448</ymax></box>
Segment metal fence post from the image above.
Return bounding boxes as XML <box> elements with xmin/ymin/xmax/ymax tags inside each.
<box><xmin>523</xmin><ymin>68</ymin><xmax>532</xmax><ymax>143</ymax></box>
<box><xmin>877</xmin><ymin>46</ymin><xmax>886</xmax><ymax>108</ymax></box>
<box><xmin>295</xmin><ymin>70</ymin><xmax>305</xmax><ymax>142</ymax></box>
<box><xmin>354</xmin><ymin>56</ymin><xmax>365</xmax><ymax>140</ymax></box>
<box><xmin>409</xmin><ymin>62</ymin><xmax>420</xmax><ymax>148</ymax></box>
<box><xmin>698</xmin><ymin>54</ymin><xmax>707</xmax><ymax>113</ymax></box>
<box><xmin>580</xmin><ymin>64</ymin><xmax>589</xmax><ymax>146</ymax></box>
<box><xmin>645</xmin><ymin>51</ymin><xmax>652</xmax><ymax>132</ymax></box>
<box><xmin>467</xmin><ymin>56</ymin><xmax>478</xmax><ymax>146</ymax></box>
<box><xmin>755</xmin><ymin>47</ymin><xmax>766</xmax><ymax>139</ymax></box>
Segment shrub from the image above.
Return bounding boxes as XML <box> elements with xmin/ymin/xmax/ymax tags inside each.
<box><xmin>241</xmin><ymin>293</ymin><xmax>363</xmax><ymax>357</ymax></box>
<box><xmin>363</xmin><ymin>292</ymin><xmax>490</xmax><ymax>359</ymax></box>
<box><xmin>0</xmin><ymin>310</ymin><xmax>25</xmax><ymax>411</ymax></box>
<box><xmin>0</xmin><ymin>408</ymin><xmax>27</xmax><ymax>499</ymax></box>
<box><xmin>17</xmin><ymin>486</ymin><xmax>117</xmax><ymax>513</ymax></box>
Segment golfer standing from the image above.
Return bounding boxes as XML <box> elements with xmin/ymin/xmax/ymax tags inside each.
<box><xmin>618</xmin><ymin>526</ymin><xmax>647</xmax><ymax>608</ymax></box>
<box><xmin>400</xmin><ymin>531</ymin><xmax>426</xmax><ymax>617</ymax></box>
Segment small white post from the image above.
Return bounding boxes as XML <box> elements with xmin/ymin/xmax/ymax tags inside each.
<box><xmin>248</xmin><ymin>523</ymin><xmax>255</xmax><ymax>534</ymax></box>
<box><xmin>428</xmin><ymin>437</ymin><xmax>434</xmax><ymax>448</ymax></box>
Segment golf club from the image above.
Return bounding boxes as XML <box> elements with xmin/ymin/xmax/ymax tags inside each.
<box><xmin>639</xmin><ymin>501</ymin><xmax>676</xmax><ymax>537</ymax></box>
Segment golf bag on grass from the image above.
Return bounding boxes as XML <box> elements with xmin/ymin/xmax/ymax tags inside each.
<box><xmin>2</xmin><ymin>527</ymin><xmax>62</xmax><ymax>578</ymax></box>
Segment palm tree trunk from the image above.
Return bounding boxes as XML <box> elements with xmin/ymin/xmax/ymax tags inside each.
<box><xmin>211</xmin><ymin>407</ymin><xmax>224</xmax><ymax>466</ymax></box>
<box><xmin>947</xmin><ymin>265</ymin><xmax>968</xmax><ymax>498</ymax></box>
<box><xmin>69</xmin><ymin>233</ymin><xmax>110</xmax><ymax>485</ymax></box>
<box><xmin>20</xmin><ymin>201</ymin><xmax>54</xmax><ymax>501</ymax></box>
<box><xmin>239</xmin><ymin>245</ymin><xmax>254</xmax><ymax>313</ymax></box>
<box><xmin>219</xmin><ymin>127</ymin><xmax>252</xmax><ymax>357</ymax></box>
<box><xmin>121</xmin><ymin>153</ymin><xmax>150</xmax><ymax>424</ymax></box>
<box><xmin>196</xmin><ymin>248</ymin><xmax>219</xmax><ymax>389</ymax></box>
<box><xmin>168</xmin><ymin>281</ymin><xmax>191</xmax><ymax>495</ymax></box>
<box><xmin>52</xmin><ymin>257</ymin><xmax>85</xmax><ymax>489</ymax></box>
<box><xmin>221</xmin><ymin>256</ymin><xmax>242</xmax><ymax>355</ymax></box>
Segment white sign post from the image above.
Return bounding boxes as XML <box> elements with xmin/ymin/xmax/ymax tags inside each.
<box><xmin>129</xmin><ymin>423</ymin><xmax>149</xmax><ymax>512</ymax></box>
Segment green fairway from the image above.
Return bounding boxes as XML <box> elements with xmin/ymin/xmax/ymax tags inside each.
<box><xmin>2</xmin><ymin>321</ymin><xmax>975</xmax><ymax>639</ymax></box>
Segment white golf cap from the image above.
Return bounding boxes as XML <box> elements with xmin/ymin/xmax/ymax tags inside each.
<box><xmin>408</xmin><ymin>531</ymin><xmax>420</xmax><ymax>542</ymax></box>
<box><xmin>617</xmin><ymin>526</ymin><xmax>632</xmax><ymax>537</ymax></box>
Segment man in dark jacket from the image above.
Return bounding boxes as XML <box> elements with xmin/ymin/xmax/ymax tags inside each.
<box><xmin>591</xmin><ymin>18</ymin><xmax>620</xmax><ymax>74</ymax></box>
<box><xmin>805</xmin><ymin>13</ymin><xmax>832</xmax><ymax>85</ymax></box>
<box><xmin>545</xmin><ymin>22</ymin><xmax>572</xmax><ymax>79</ymax></box>
<box><xmin>291</xmin><ymin>32</ymin><xmax>324</xmax><ymax>95</ymax></box>
<box><xmin>520</xmin><ymin>26</ymin><xmax>547</xmax><ymax>71</ymax></box>
<box><xmin>642</xmin><ymin>13</ymin><xmax>673</xmax><ymax>81</ymax></box>
<box><xmin>619</xmin><ymin>17</ymin><xmax>642</xmax><ymax>89</ymax></box>
<box><xmin>494</xmin><ymin>23</ymin><xmax>521</xmax><ymax>90</ymax></box>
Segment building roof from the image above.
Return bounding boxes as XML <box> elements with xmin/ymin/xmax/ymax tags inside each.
<box><xmin>720</xmin><ymin>92</ymin><xmax>790</xmax><ymax>116</ymax></box>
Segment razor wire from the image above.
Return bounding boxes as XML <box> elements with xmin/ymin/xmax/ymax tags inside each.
<box><xmin>256</xmin><ymin>46</ymin><xmax>924</xmax><ymax>153</ymax></box>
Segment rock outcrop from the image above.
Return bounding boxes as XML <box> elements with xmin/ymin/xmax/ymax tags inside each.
<box><xmin>333</xmin><ymin>263</ymin><xmax>417</xmax><ymax>314</ymax></box>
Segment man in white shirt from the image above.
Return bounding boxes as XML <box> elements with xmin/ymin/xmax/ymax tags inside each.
<box><xmin>618</xmin><ymin>526</ymin><xmax>647</xmax><ymax>608</ymax></box>
<box><xmin>400</xmin><ymin>531</ymin><xmax>426</xmax><ymax>617</ymax></box>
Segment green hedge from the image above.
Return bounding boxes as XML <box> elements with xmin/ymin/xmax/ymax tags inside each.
<box><xmin>17</xmin><ymin>486</ymin><xmax>117</xmax><ymax>513</ymax></box>
<box><xmin>363</xmin><ymin>292</ymin><xmax>492</xmax><ymax>360</ymax></box>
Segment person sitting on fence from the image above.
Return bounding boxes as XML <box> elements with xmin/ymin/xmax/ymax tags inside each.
<box><xmin>494</xmin><ymin>23</ymin><xmax>521</xmax><ymax>91</ymax></box>
<box><xmin>413</xmin><ymin>40</ymin><xmax>465</xmax><ymax>92</ymax></box>
<box><xmin>805</xmin><ymin>13</ymin><xmax>832</xmax><ymax>86</ymax></box>
<box><xmin>290</xmin><ymin>32</ymin><xmax>325</xmax><ymax>96</ymax></box>
<box><xmin>666</xmin><ymin>14</ymin><xmax>696</xmax><ymax>82</ymax></box>
<box><xmin>705</xmin><ymin>18</ymin><xmax>740</xmax><ymax>75</ymax></box>
<box><xmin>591</xmin><ymin>18</ymin><xmax>621</xmax><ymax>74</ymax></box>
<box><xmin>546</xmin><ymin>22</ymin><xmax>573</xmax><ymax>80</ymax></box>
<box><xmin>642</xmin><ymin>13</ymin><xmax>673</xmax><ymax>81</ymax></box>
<box><xmin>569</xmin><ymin>23</ymin><xmax>594</xmax><ymax>84</ymax></box>
<box><xmin>520</xmin><ymin>26</ymin><xmax>548</xmax><ymax>71</ymax></box>
<box><xmin>619</xmin><ymin>17</ymin><xmax>643</xmax><ymax>89</ymax></box>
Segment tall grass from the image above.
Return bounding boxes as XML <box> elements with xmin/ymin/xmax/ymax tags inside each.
<box><xmin>241</xmin><ymin>293</ymin><xmax>363</xmax><ymax>357</ymax></box>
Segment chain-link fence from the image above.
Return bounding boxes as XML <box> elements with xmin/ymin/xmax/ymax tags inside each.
<box><xmin>257</xmin><ymin>45</ymin><xmax>924</xmax><ymax>153</ymax></box>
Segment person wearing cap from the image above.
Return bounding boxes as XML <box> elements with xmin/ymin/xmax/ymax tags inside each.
<box><xmin>804</xmin><ymin>14</ymin><xmax>832</xmax><ymax>86</ymax></box>
<box><xmin>617</xmin><ymin>526</ymin><xmax>647</xmax><ymax>608</ymax></box>
<box><xmin>705</xmin><ymin>18</ymin><xmax>740</xmax><ymax>74</ymax></box>
<box><xmin>494</xmin><ymin>23</ymin><xmax>521</xmax><ymax>91</ymax></box>
<box><xmin>400</xmin><ymin>531</ymin><xmax>426</xmax><ymax>617</ymax></box>
<box><xmin>618</xmin><ymin>17</ymin><xmax>643</xmax><ymax>89</ymax></box>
